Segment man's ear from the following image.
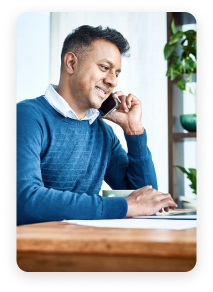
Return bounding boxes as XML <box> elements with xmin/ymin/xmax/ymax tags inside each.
<box><xmin>63</xmin><ymin>52</ymin><xmax>78</xmax><ymax>74</ymax></box>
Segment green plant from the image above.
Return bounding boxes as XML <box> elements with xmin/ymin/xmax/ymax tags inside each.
<box><xmin>175</xmin><ymin>165</ymin><xmax>197</xmax><ymax>195</ymax></box>
<box><xmin>164</xmin><ymin>19</ymin><xmax>197</xmax><ymax>94</ymax></box>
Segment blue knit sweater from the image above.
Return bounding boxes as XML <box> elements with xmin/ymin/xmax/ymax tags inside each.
<box><xmin>17</xmin><ymin>96</ymin><xmax>157</xmax><ymax>225</ymax></box>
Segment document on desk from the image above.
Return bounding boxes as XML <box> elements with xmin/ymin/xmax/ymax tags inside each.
<box><xmin>63</xmin><ymin>218</ymin><xmax>196</xmax><ymax>230</ymax></box>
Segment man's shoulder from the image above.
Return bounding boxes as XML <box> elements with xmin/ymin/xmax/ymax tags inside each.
<box><xmin>17</xmin><ymin>96</ymin><xmax>52</xmax><ymax>126</ymax></box>
<box><xmin>17</xmin><ymin>96</ymin><xmax>53</xmax><ymax>118</ymax></box>
<box><xmin>17</xmin><ymin>96</ymin><xmax>43</xmax><ymax>111</ymax></box>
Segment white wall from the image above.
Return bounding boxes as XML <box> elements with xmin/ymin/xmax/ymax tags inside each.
<box><xmin>17</xmin><ymin>12</ymin><xmax>50</xmax><ymax>102</ymax></box>
<box><xmin>50</xmin><ymin>12</ymin><xmax>169</xmax><ymax>194</ymax></box>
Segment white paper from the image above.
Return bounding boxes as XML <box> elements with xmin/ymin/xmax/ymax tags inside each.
<box><xmin>63</xmin><ymin>218</ymin><xmax>197</xmax><ymax>230</ymax></box>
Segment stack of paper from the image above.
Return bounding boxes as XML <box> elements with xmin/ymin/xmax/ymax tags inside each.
<box><xmin>63</xmin><ymin>210</ymin><xmax>197</xmax><ymax>230</ymax></box>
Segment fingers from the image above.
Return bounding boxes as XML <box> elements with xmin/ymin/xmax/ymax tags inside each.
<box><xmin>155</xmin><ymin>192</ymin><xmax>173</xmax><ymax>201</ymax></box>
<box><xmin>112</xmin><ymin>92</ymin><xmax>127</xmax><ymax>112</ymax></box>
<box><xmin>164</xmin><ymin>206</ymin><xmax>169</xmax><ymax>212</ymax></box>
<box><xmin>119</xmin><ymin>95</ymin><xmax>129</xmax><ymax>113</ymax></box>
<box><xmin>152</xmin><ymin>191</ymin><xmax>177</xmax><ymax>211</ymax></box>
<box><xmin>113</xmin><ymin>92</ymin><xmax>138</xmax><ymax>113</ymax></box>
<box><xmin>158</xmin><ymin>207</ymin><xmax>169</xmax><ymax>213</ymax></box>
<box><xmin>126</xmin><ymin>186</ymin><xmax>177</xmax><ymax>217</ymax></box>
<box><xmin>159</xmin><ymin>194</ymin><xmax>177</xmax><ymax>209</ymax></box>
<box><xmin>158</xmin><ymin>198</ymin><xmax>177</xmax><ymax>210</ymax></box>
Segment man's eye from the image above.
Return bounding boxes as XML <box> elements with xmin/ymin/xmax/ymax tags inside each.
<box><xmin>100</xmin><ymin>65</ymin><xmax>108</xmax><ymax>70</ymax></box>
<box><xmin>100</xmin><ymin>65</ymin><xmax>119</xmax><ymax>78</ymax></box>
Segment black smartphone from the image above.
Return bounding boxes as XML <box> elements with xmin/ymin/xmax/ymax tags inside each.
<box><xmin>98</xmin><ymin>93</ymin><xmax>119</xmax><ymax>117</ymax></box>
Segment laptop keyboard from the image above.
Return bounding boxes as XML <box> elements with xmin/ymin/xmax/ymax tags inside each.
<box><xmin>168</xmin><ymin>211</ymin><xmax>197</xmax><ymax>216</ymax></box>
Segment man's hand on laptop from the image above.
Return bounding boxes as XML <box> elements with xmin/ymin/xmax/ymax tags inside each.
<box><xmin>125</xmin><ymin>185</ymin><xmax>177</xmax><ymax>217</ymax></box>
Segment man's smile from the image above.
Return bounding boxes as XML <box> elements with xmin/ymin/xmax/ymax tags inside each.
<box><xmin>95</xmin><ymin>86</ymin><xmax>108</xmax><ymax>99</ymax></box>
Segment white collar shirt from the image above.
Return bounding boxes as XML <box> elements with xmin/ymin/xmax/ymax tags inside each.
<box><xmin>44</xmin><ymin>84</ymin><xmax>100</xmax><ymax>125</ymax></box>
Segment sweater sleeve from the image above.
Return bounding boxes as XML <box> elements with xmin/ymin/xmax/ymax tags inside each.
<box><xmin>104</xmin><ymin>128</ymin><xmax>158</xmax><ymax>190</ymax></box>
<box><xmin>17</xmin><ymin>103</ymin><xmax>127</xmax><ymax>225</ymax></box>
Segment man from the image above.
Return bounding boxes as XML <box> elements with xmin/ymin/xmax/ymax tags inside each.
<box><xmin>17</xmin><ymin>25</ymin><xmax>177</xmax><ymax>225</ymax></box>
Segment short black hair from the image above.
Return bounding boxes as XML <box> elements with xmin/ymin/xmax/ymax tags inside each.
<box><xmin>61</xmin><ymin>25</ymin><xmax>130</xmax><ymax>71</ymax></box>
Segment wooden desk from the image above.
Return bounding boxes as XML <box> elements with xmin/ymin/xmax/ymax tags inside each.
<box><xmin>17</xmin><ymin>217</ymin><xmax>196</xmax><ymax>272</ymax></box>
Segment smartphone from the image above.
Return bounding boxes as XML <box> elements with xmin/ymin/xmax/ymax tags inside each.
<box><xmin>98</xmin><ymin>93</ymin><xmax>119</xmax><ymax>117</ymax></box>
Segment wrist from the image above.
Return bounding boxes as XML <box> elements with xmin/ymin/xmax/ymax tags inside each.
<box><xmin>123</xmin><ymin>124</ymin><xmax>144</xmax><ymax>135</ymax></box>
<box><xmin>127</xmin><ymin>128</ymin><xmax>145</xmax><ymax>135</ymax></box>
<box><xmin>125</xmin><ymin>197</ymin><xmax>133</xmax><ymax>217</ymax></box>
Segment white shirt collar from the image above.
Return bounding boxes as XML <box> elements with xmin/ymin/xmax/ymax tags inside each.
<box><xmin>44</xmin><ymin>84</ymin><xmax>99</xmax><ymax>125</ymax></box>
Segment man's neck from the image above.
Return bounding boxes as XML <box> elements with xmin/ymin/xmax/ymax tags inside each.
<box><xmin>56</xmin><ymin>82</ymin><xmax>87</xmax><ymax>120</ymax></box>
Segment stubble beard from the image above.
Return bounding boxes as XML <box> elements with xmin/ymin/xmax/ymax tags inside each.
<box><xmin>88</xmin><ymin>90</ymin><xmax>104</xmax><ymax>110</ymax></box>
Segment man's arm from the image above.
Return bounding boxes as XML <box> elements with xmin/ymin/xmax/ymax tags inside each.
<box><xmin>104</xmin><ymin>91</ymin><xmax>157</xmax><ymax>190</ymax></box>
<box><xmin>17</xmin><ymin>103</ymin><xmax>127</xmax><ymax>225</ymax></box>
<box><xmin>104</xmin><ymin>128</ymin><xmax>158</xmax><ymax>190</ymax></box>
<box><xmin>104</xmin><ymin>128</ymin><xmax>177</xmax><ymax>216</ymax></box>
<box><xmin>103</xmin><ymin>91</ymin><xmax>177</xmax><ymax>215</ymax></box>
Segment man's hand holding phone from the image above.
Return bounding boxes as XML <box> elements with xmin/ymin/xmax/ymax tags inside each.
<box><xmin>101</xmin><ymin>91</ymin><xmax>143</xmax><ymax>134</ymax></box>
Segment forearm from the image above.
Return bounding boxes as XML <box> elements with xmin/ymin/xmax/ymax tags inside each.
<box><xmin>17</xmin><ymin>184</ymin><xmax>127</xmax><ymax>225</ymax></box>
<box><xmin>124</xmin><ymin>130</ymin><xmax>158</xmax><ymax>190</ymax></box>
<box><xmin>126</xmin><ymin>148</ymin><xmax>158</xmax><ymax>190</ymax></box>
<box><xmin>104</xmin><ymin>128</ymin><xmax>157</xmax><ymax>191</ymax></box>
<box><xmin>17</xmin><ymin>138</ymin><xmax>128</xmax><ymax>224</ymax></box>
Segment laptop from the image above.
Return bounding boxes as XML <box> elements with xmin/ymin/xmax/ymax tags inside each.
<box><xmin>132</xmin><ymin>210</ymin><xmax>197</xmax><ymax>220</ymax></box>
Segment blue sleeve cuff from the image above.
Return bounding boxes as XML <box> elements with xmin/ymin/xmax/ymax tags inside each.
<box><xmin>124</xmin><ymin>129</ymin><xmax>148</xmax><ymax>156</ymax></box>
<box><xmin>101</xmin><ymin>196</ymin><xmax>128</xmax><ymax>219</ymax></box>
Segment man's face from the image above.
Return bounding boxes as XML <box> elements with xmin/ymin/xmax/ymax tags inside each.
<box><xmin>70</xmin><ymin>39</ymin><xmax>122</xmax><ymax>110</ymax></box>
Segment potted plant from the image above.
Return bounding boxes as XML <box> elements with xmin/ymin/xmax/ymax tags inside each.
<box><xmin>164</xmin><ymin>19</ymin><xmax>197</xmax><ymax>132</ymax></box>
<box><xmin>176</xmin><ymin>165</ymin><xmax>197</xmax><ymax>209</ymax></box>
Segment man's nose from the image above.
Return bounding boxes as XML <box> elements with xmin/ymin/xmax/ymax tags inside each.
<box><xmin>104</xmin><ymin>72</ymin><xmax>117</xmax><ymax>88</ymax></box>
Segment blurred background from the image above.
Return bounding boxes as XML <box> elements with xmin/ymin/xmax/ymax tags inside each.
<box><xmin>17</xmin><ymin>12</ymin><xmax>196</xmax><ymax>207</ymax></box>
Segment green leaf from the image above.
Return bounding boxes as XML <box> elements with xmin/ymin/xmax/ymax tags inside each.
<box><xmin>184</xmin><ymin>30</ymin><xmax>196</xmax><ymax>40</ymax></box>
<box><xmin>188</xmin><ymin>168</ymin><xmax>197</xmax><ymax>194</ymax></box>
<box><xmin>189</xmin><ymin>45</ymin><xmax>197</xmax><ymax>61</ymax></box>
<box><xmin>184</xmin><ymin>57</ymin><xmax>195</xmax><ymax>70</ymax></box>
<box><xmin>182</xmin><ymin>30</ymin><xmax>196</xmax><ymax>59</ymax></box>
<box><xmin>189</xmin><ymin>87</ymin><xmax>195</xmax><ymax>95</ymax></box>
<box><xmin>173</xmin><ymin>55</ymin><xmax>179</xmax><ymax>64</ymax></box>
<box><xmin>181</xmin><ymin>38</ymin><xmax>187</xmax><ymax>46</ymax></box>
<box><xmin>177</xmin><ymin>79</ymin><xmax>186</xmax><ymax>91</ymax></box>
<box><xmin>168</xmin><ymin>31</ymin><xmax>184</xmax><ymax>45</ymax></box>
<box><xmin>167</xmin><ymin>63</ymin><xmax>183</xmax><ymax>80</ymax></box>
<box><xmin>183</xmin><ymin>45</ymin><xmax>191</xmax><ymax>58</ymax></box>
<box><xmin>190</xmin><ymin>43</ymin><xmax>197</xmax><ymax>60</ymax></box>
<box><xmin>171</xmin><ymin>19</ymin><xmax>177</xmax><ymax>34</ymax></box>
<box><xmin>164</xmin><ymin>43</ymin><xmax>177</xmax><ymax>60</ymax></box>
<box><xmin>194</xmin><ymin>42</ymin><xmax>197</xmax><ymax>57</ymax></box>
<box><xmin>176</xmin><ymin>165</ymin><xmax>189</xmax><ymax>175</ymax></box>
<box><xmin>184</xmin><ymin>31</ymin><xmax>196</xmax><ymax>48</ymax></box>
<box><xmin>175</xmin><ymin>166</ymin><xmax>197</xmax><ymax>195</ymax></box>
<box><xmin>188</xmin><ymin>168</ymin><xmax>196</xmax><ymax>177</ymax></box>
<box><xmin>193</xmin><ymin>61</ymin><xmax>197</xmax><ymax>70</ymax></box>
